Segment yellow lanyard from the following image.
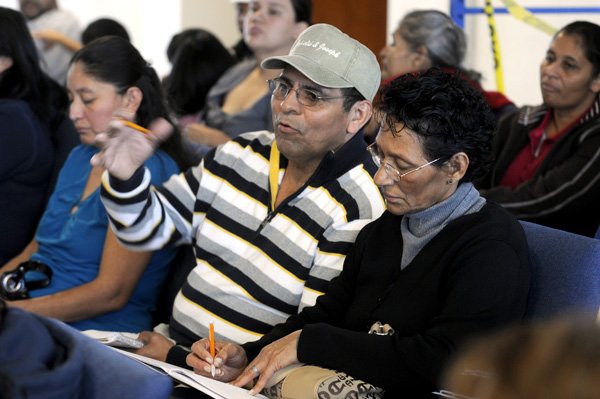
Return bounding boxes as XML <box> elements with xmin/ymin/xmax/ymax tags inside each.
<box><xmin>268</xmin><ymin>141</ymin><xmax>281</xmax><ymax>212</ymax></box>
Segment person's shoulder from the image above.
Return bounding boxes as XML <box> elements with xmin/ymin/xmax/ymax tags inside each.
<box><xmin>356</xmin><ymin>210</ymin><xmax>397</xmax><ymax>237</ymax></box>
<box><xmin>61</xmin><ymin>144</ymin><xmax>94</xmax><ymax>165</ymax></box>
<box><xmin>0</xmin><ymin>100</ymin><xmax>39</xmax><ymax>132</ymax></box>
<box><xmin>212</xmin><ymin>58</ymin><xmax>258</xmax><ymax>89</ymax></box>
<box><xmin>32</xmin><ymin>8</ymin><xmax>80</xmax><ymax>32</ymax></box>
<box><xmin>0</xmin><ymin>98</ymin><xmax>34</xmax><ymax>116</ymax></box>
<box><xmin>226</xmin><ymin>58</ymin><xmax>258</xmax><ymax>76</ymax></box>
<box><xmin>210</xmin><ymin>130</ymin><xmax>273</xmax><ymax>163</ymax></box>
<box><xmin>464</xmin><ymin>202</ymin><xmax>526</xmax><ymax>242</ymax></box>
<box><xmin>42</xmin><ymin>8</ymin><xmax>79</xmax><ymax>23</ymax></box>
<box><xmin>225</xmin><ymin>130</ymin><xmax>274</xmax><ymax>150</ymax></box>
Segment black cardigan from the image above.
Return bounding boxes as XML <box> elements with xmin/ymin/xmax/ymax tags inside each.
<box><xmin>243</xmin><ymin>202</ymin><xmax>530</xmax><ymax>398</ymax></box>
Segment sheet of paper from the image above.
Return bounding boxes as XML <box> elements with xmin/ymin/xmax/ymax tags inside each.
<box><xmin>111</xmin><ymin>348</ymin><xmax>267</xmax><ymax>399</ymax></box>
<box><xmin>82</xmin><ymin>329</ymin><xmax>144</xmax><ymax>349</ymax></box>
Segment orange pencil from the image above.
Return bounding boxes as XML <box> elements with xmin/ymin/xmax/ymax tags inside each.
<box><xmin>209</xmin><ymin>322</ymin><xmax>216</xmax><ymax>377</ymax></box>
<box><xmin>120</xmin><ymin>119</ymin><xmax>151</xmax><ymax>135</ymax></box>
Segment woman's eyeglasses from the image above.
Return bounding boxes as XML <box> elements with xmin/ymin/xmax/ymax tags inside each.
<box><xmin>268</xmin><ymin>78</ymin><xmax>346</xmax><ymax>107</ymax></box>
<box><xmin>367</xmin><ymin>143</ymin><xmax>441</xmax><ymax>183</ymax></box>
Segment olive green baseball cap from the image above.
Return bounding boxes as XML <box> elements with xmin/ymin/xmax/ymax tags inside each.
<box><xmin>261</xmin><ymin>23</ymin><xmax>381</xmax><ymax>101</ymax></box>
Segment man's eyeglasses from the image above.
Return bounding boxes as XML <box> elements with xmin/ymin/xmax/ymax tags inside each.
<box><xmin>367</xmin><ymin>143</ymin><xmax>441</xmax><ymax>183</ymax></box>
<box><xmin>267</xmin><ymin>78</ymin><xmax>346</xmax><ymax>107</ymax></box>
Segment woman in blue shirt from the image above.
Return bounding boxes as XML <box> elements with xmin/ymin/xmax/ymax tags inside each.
<box><xmin>0</xmin><ymin>37</ymin><xmax>192</xmax><ymax>332</ymax></box>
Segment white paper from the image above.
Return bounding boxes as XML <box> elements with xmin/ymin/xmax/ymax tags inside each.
<box><xmin>82</xmin><ymin>329</ymin><xmax>144</xmax><ymax>349</ymax></box>
<box><xmin>111</xmin><ymin>348</ymin><xmax>267</xmax><ymax>399</ymax></box>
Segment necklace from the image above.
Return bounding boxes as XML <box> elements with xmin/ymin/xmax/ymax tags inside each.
<box><xmin>534</xmin><ymin>130</ymin><xmax>547</xmax><ymax>158</ymax></box>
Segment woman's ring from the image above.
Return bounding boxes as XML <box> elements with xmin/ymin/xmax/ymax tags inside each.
<box><xmin>251</xmin><ymin>365</ymin><xmax>260</xmax><ymax>375</ymax></box>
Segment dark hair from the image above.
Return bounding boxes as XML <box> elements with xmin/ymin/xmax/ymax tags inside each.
<box><xmin>290</xmin><ymin>0</ymin><xmax>312</xmax><ymax>25</ymax></box>
<box><xmin>164</xmin><ymin>29</ymin><xmax>235</xmax><ymax>116</ymax></box>
<box><xmin>0</xmin><ymin>6</ymin><xmax>69</xmax><ymax>132</ymax></box>
<box><xmin>70</xmin><ymin>36</ymin><xmax>193</xmax><ymax>170</ymax></box>
<box><xmin>378</xmin><ymin>68</ymin><xmax>495</xmax><ymax>182</ymax></box>
<box><xmin>557</xmin><ymin>21</ymin><xmax>600</xmax><ymax>77</ymax></box>
<box><xmin>81</xmin><ymin>18</ymin><xmax>130</xmax><ymax>45</ymax></box>
<box><xmin>341</xmin><ymin>87</ymin><xmax>365</xmax><ymax>113</ymax></box>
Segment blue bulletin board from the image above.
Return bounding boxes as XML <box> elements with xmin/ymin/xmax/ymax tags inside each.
<box><xmin>450</xmin><ymin>0</ymin><xmax>600</xmax><ymax>29</ymax></box>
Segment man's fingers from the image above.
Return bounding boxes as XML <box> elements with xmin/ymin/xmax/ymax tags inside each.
<box><xmin>148</xmin><ymin>117</ymin><xmax>174</xmax><ymax>142</ymax></box>
<box><xmin>136</xmin><ymin>331</ymin><xmax>153</xmax><ymax>345</ymax></box>
<box><xmin>113</xmin><ymin>108</ymin><xmax>136</xmax><ymax>121</ymax></box>
<box><xmin>90</xmin><ymin>152</ymin><xmax>103</xmax><ymax>167</ymax></box>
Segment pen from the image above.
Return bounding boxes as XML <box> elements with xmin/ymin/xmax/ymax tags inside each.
<box><xmin>209</xmin><ymin>321</ymin><xmax>216</xmax><ymax>378</ymax></box>
<box><xmin>118</xmin><ymin>118</ymin><xmax>152</xmax><ymax>135</ymax></box>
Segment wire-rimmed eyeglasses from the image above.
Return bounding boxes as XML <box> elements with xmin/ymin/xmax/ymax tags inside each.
<box><xmin>367</xmin><ymin>142</ymin><xmax>441</xmax><ymax>183</ymax></box>
<box><xmin>267</xmin><ymin>78</ymin><xmax>346</xmax><ymax>107</ymax></box>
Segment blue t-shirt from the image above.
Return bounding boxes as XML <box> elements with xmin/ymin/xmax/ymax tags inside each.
<box><xmin>30</xmin><ymin>145</ymin><xmax>180</xmax><ymax>332</ymax></box>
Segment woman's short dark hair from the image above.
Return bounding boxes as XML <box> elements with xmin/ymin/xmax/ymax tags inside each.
<box><xmin>558</xmin><ymin>21</ymin><xmax>600</xmax><ymax>77</ymax></box>
<box><xmin>70</xmin><ymin>37</ymin><xmax>193</xmax><ymax>169</ymax></box>
<box><xmin>81</xmin><ymin>18</ymin><xmax>130</xmax><ymax>45</ymax></box>
<box><xmin>164</xmin><ymin>28</ymin><xmax>235</xmax><ymax>116</ymax></box>
<box><xmin>291</xmin><ymin>0</ymin><xmax>312</xmax><ymax>25</ymax></box>
<box><xmin>378</xmin><ymin>68</ymin><xmax>495</xmax><ymax>182</ymax></box>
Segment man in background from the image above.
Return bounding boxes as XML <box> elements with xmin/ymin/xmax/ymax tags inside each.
<box><xmin>20</xmin><ymin>0</ymin><xmax>80</xmax><ymax>85</ymax></box>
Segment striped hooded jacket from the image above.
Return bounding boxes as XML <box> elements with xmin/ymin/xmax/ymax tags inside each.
<box><xmin>100</xmin><ymin>130</ymin><xmax>385</xmax><ymax>346</ymax></box>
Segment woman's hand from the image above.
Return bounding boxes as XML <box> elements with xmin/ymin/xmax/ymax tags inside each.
<box><xmin>232</xmin><ymin>330</ymin><xmax>301</xmax><ymax>395</ymax></box>
<box><xmin>135</xmin><ymin>331</ymin><xmax>175</xmax><ymax>362</ymax></box>
<box><xmin>188</xmin><ymin>339</ymin><xmax>248</xmax><ymax>382</ymax></box>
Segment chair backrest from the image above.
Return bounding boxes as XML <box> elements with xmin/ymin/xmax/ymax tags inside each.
<box><xmin>520</xmin><ymin>221</ymin><xmax>600</xmax><ymax>320</ymax></box>
<box><xmin>152</xmin><ymin>244</ymin><xmax>197</xmax><ymax>326</ymax></box>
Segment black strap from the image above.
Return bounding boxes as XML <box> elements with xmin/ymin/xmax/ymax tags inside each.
<box><xmin>0</xmin><ymin>261</ymin><xmax>52</xmax><ymax>299</ymax></box>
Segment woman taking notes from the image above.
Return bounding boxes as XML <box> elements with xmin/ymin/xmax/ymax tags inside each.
<box><xmin>187</xmin><ymin>69</ymin><xmax>531</xmax><ymax>398</ymax></box>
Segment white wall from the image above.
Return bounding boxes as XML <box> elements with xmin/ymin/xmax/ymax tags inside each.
<box><xmin>389</xmin><ymin>0</ymin><xmax>600</xmax><ymax>107</ymax></box>
<box><xmin>0</xmin><ymin>0</ymin><xmax>240</xmax><ymax>77</ymax></box>
<box><xmin>3</xmin><ymin>0</ymin><xmax>600</xmax><ymax>106</ymax></box>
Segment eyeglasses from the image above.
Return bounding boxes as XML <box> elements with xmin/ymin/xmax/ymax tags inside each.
<box><xmin>267</xmin><ymin>78</ymin><xmax>346</xmax><ymax>107</ymax></box>
<box><xmin>367</xmin><ymin>142</ymin><xmax>441</xmax><ymax>183</ymax></box>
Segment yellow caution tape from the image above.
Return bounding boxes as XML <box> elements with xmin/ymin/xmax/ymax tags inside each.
<box><xmin>499</xmin><ymin>0</ymin><xmax>558</xmax><ymax>35</ymax></box>
<box><xmin>484</xmin><ymin>0</ymin><xmax>505</xmax><ymax>93</ymax></box>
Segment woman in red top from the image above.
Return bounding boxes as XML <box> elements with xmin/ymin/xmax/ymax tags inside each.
<box><xmin>479</xmin><ymin>21</ymin><xmax>600</xmax><ymax>237</ymax></box>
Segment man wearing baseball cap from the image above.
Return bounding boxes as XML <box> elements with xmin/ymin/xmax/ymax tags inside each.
<box><xmin>93</xmin><ymin>23</ymin><xmax>384</xmax><ymax>369</ymax></box>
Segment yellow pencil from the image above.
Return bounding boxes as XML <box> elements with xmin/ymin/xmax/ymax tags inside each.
<box><xmin>209</xmin><ymin>322</ymin><xmax>216</xmax><ymax>377</ymax></box>
<box><xmin>120</xmin><ymin>119</ymin><xmax>151</xmax><ymax>135</ymax></box>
